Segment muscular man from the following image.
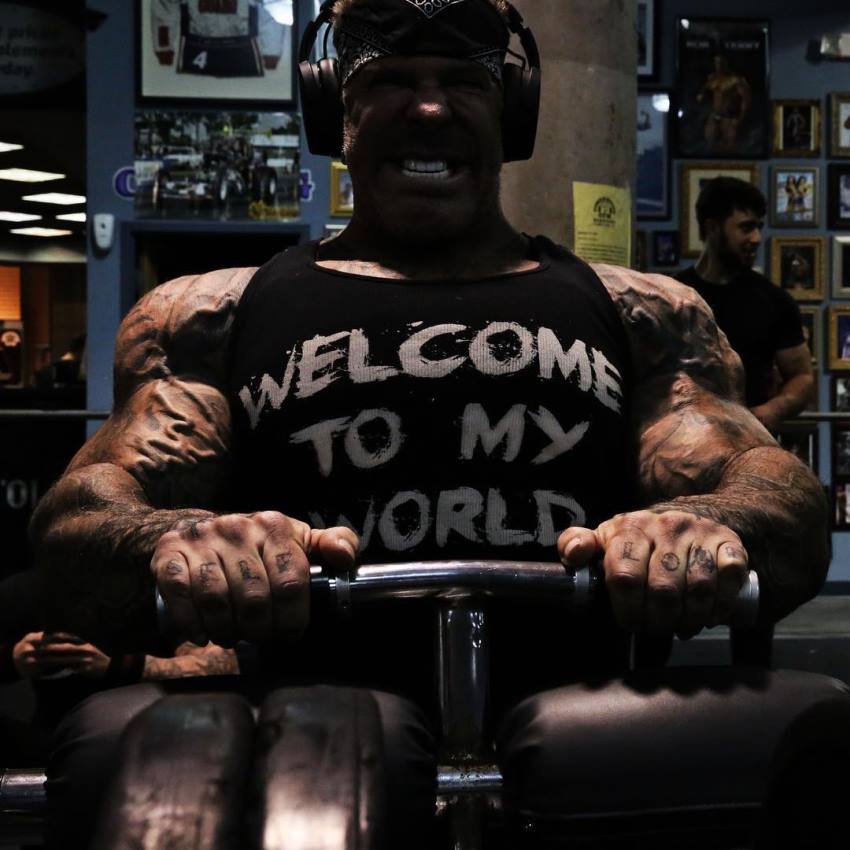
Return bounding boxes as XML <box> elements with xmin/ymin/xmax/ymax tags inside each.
<box><xmin>677</xmin><ymin>178</ymin><xmax>814</xmax><ymax>435</ymax></box>
<box><xmin>697</xmin><ymin>54</ymin><xmax>752</xmax><ymax>152</ymax></box>
<box><xmin>31</xmin><ymin>1</ymin><xmax>828</xmax><ymax>846</ymax></box>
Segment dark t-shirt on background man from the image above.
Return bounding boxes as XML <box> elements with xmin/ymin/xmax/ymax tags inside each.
<box><xmin>676</xmin><ymin>267</ymin><xmax>805</xmax><ymax>407</ymax></box>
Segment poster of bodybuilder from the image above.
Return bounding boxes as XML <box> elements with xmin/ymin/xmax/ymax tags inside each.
<box><xmin>134</xmin><ymin>110</ymin><xmax>300</xmax><ymax>220</ymax></box>
<box><xmin>675</xmin><ymin>19</ymin><xmax>769</xmax><ymax>159</ymax></box>
<box><xmin>139</xmin><ymin>0</ymin><xmax>295</xmax><ymax>104</ymax></box>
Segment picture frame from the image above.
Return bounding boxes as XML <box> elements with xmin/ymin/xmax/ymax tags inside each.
<box><xmin>827</xmin><ymin>305</ymin><xmax>850</xmax><ymax>370</ymax></box>
<box><xmin>674</xmin><ymin>18</ymin><xmax>770</xmax><ymax>159</ymax></box>
<box><xmin>827</xmin><ymin>164</ymin><xmax>850</xmax><ymax>230</ymax></box>
<box><xmin>138</xmin><ymin>0</ymin><xmax>296</xmax><ymax>106</ymax></box>
<box><xmin>799</xmin><ymin>305</ymin><xmax>821</xmax><ymax>372</ymax></box>
<box><xmin>769</xmin><ymin>166</ymin><xmax>819</xmax><ymax>228</ymax></box>
<box><xmin>831</xmin><ymin>375</ymin><xmax>850</xmax><ymax>413</ymax></box>
<box><xmin>833</xmin><ymin>235</ymin><xmax>850</xmax><ymax>298</ymax></box>
<box><xmin>833</xmin><ymin>421</ymin><xmax>850</xmax><ymax>478</ymax></box>
<box><xmin>770</xmin><ymin>237</ymin><xmax>825</xmax><ymax>302</ymax></box>
<box><xmin>829</xmin><ymin>92</ymin><xmax>850</xmax><ymax>158</ymax></box>
<box><xmin>772</xmin><ymin>100</ymin><xmax>821</xmax><ymax>157</ymax></box>
<box><xmin>680</xmin><ymin>161</ymin><xmax>759</xmax><ymax>257</ymax></box>
<box><xmin>833</xmin><ymin>480</ymin><xmax>850</xmax><ymax>531</ymax></box>
<box><xmin>323</xmin><ymin>222</ymin><xmax>346</xmax><ymax>240</ymax></box>
<box><xmin>776</xmin><ymin>422</ymin><xmax>818</xmax><ymax>471</ymax></box>
<box><xmin>637</xmin><ymin>92</ymin><xmax>670</xmax><ymax>219</ymax></box>
<box><xmin>330</xmin><ymin>161</ymin><xmax>354</xmax><ymax>216</ymax></box>
<box><xmin>651</xmin><ymin>230</ymin><xmax>681</xmax><ymax>268</ymax></box>
<box><xmin>637</xmin><ymin>1</ymin><xmax>658</xmax><ymax>80</ymax></box>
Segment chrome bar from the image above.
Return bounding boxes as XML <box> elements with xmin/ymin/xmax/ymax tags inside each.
<box><xmin>438</xmin><ymin>604</ymin><xmax>490</xmax><ymax>761</ymax></box>
<box><xmin>437</xmin><ymin>765</ymin><xmax>503</xmax><ymax>795</ymax></box>
<box><xmin>0</xmin><ymin>769</ymin><xmax>46</xmax><ymax>814</ymax></box>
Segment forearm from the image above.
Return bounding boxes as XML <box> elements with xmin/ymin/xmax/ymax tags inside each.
<box><xmin>142</xmin><ymin>644</ymin><xmax>239</xmax><ymax>680</ymax></box>
<box><xmin>30</xmin><ymin>463</ymin><xmax>214</xmax><ymax>651</ymax></box>
<box><xmin>650</xmin><ymin>446</ymin><xmax>829</xmax><ymax>623</ymax></box>
<box><xmin>752</xmin><ymin>374</ymin><xmax>814</xmax><ymax>425</ymax></box>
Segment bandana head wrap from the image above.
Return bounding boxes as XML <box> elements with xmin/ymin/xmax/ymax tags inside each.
<box><xmin>334</xmin><ymin>0</ymin><xmax>510</xmax><ymax>87</ymax></box>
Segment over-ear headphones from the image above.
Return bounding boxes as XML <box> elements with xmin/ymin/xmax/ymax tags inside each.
<box><xmin>297</xmin><ymin>0</ymin><xmax>541</xmax><ymax>162</ymax></box>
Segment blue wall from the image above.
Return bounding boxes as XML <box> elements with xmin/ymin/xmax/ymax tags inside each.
<box><xmin>641</xmin><ymin>0</ymin><xmax>850</xmax><ymax>581</ymax></box>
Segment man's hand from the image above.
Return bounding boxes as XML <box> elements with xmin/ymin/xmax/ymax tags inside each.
<box><xmin>749</xmin><ymin>403</ymin><xmax>783</xmax><ymax>434</ymax></box>
<box><xmin>13</xmin><ymin>632</ymin><xmax>111</xmax><ymax>679</ymax></box>
<box><xmin>151</xmin><ymin>511</ymin><xmax>359</xmax><ymax>646</ymax></box>
<box><xmin>558</xmin><ymin>511</ymin><xmax>749</xmax><ymax>637</ymax></box>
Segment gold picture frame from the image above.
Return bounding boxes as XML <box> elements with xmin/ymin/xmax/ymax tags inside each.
<box><xmin>830</xmin><ymin>92</ymin><xmax>850</xmax><ymax>158</ymax></box>
<box><xmin>798</xmin><ymin>305</ymin><xmax>821</xmax><ymax>373</ymax></box>
<box><xmin>330</xmin><ymin>161</ymin><xmax>354</xmax><ymax>216</ymax></box>
<box><xmin>834</xmin><ymin>235</ymin><xmax>850</xmax><ymax>298</ymax></box>
<box><xmin>769</xmin><ymin>236</ymin><xmax>826</xmax><ymax>302</ymax></box>
<box><xmin>680</xmin><ymin>162</ymin><xmax>759</xmax><ymax>258</ymax></box>
<box><xmin>828</xmin><ymin>305</ymin><xmax>850</xmax><ymax>370</ymax></box>
<box><xmin>772</xmin><ymin>100</ymin><xmax>821</xmax><ymax>157</ymax></box>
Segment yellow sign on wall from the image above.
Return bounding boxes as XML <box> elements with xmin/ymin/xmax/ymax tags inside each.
<box><xmin>572</xmin><ymin>182</ymin><xmax>632</xmax><ymax>267</ymax></box>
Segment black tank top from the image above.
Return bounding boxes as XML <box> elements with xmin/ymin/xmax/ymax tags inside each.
<box><xmin>227</xmin><ymin>238</ymin><xmax>636</xmax><ymax>703</ymax></box>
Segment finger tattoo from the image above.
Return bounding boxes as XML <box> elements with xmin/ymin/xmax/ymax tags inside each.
<box><xmin>688</xmin><ymin>546</ymin><xmax>716</xmax><ymax>575</ymax></box>
<box><xmin>165</xmin><ymin>560</ymin><xmax>184</xmax><ymax>577</ymax></box>
<box><xmin>238</xmin><ymin>559</ymin><xmax>261</xmax><ymax>583</ymax></box>
<box><xmin>622</xmin><ymin>541</ymin><xmax>639</xmax><ymax>561</ymax></box>
<box><xmin>199</xmin><ymin>562</ymin><xmax>217</xmax><ymax>589</ymax></box>
<box><xmin>275</xmin><ymin>552</ymin><xmax>292</xmax><ymax>575</ymax></box>
<box><xmin>724</xmin><ymin>544</ymin><xmax>746</xmax><ymax>561</ymax></box>
<box><xmin>661</xmin><ymin>553</ymin><xmax>680</xmax><ymax>572</ymax></box>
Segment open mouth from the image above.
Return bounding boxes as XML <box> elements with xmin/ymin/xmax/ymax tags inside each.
<box><xmin>400</xmin><ymin>159</ymin><xmax>456</xmax><ymax>181</ymax></box>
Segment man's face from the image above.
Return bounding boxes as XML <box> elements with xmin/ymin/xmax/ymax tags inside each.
<box><xmin>711</xmin><ymin>208</ymin><xmax>763</xmax><ymax>270</ymax></box>
<box><xmin>341</xmin><ymin>54</ymin><xmax>504</xmax><ymax>245</ymax></box>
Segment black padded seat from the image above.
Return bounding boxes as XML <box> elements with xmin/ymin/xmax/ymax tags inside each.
<box><xmin>497</xmin><ymin>667</ymin><xmax>850</xmax><ymax>846</ymax></box>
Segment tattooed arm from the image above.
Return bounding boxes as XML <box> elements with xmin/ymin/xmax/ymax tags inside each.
<box><xmin>559</xmin><ymin>266</ymin><xmax>828</xmax><ymax>632</ymax></box>
<box><xmin>30</xmin><ymin>268</ymin><xmax>358</xmax><ymax>651</ymax></box>
<box><xmin>142</xmin><ymin>641</ymin><xmax>239</xmax><ymax>680</ymax></box>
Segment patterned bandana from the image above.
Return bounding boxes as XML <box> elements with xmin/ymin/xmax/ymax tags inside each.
<box><xmin>334</xmin><ymin>0</ymin><xmax>509</xmax><ymax>87</ymax></box>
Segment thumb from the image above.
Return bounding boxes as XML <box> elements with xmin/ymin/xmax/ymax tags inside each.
<box><xmin>309</xmin><ymin>525</ymin><xmax>360</xmax><ymax>572</ymax></box>
<box><xmin>557</xmin><ymin>526</ymin><xmax>603</xmax><ymax>567</ymax></box>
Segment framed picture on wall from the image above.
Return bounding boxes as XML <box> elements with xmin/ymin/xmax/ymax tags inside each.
<box><xmin>652</xmin><ymin>230</ymin><xmax>681</xmax><ymax>268</ymax></box>
<box><xmin>769</xmin><ymin>237</ymin><xmax>825</xmax><ymax>301</ymax></box>
<box><xmin>827</xmin><ymin>164</ymin><xmax>850</xmax><ymax>230</ymax></box>
<box><xmin>637</xmin><ymin>92</ymin><xmax>670</xmax><ymax>219</ymax></box>
<box><xmin>637</xmin><ymin>1</ymin><xmax>658</xmax><ymax>80</ymax></box>
<box><xmin>772</xmin><ymin>100</ymin><xmax>821</xmax><ymax>158</ymax></box>
<box><xmin>776</xmin><ymin>423</ymin><xmax>819</xmax><ymax>471</ymax></box>
<box><xmin>830</xmin><ymin>92</ymin><xmax>850</xmax><ymax>158</ymax></box>
<box><xmin>330</xmin><ymin>161</ymin><xmax>354</xmax><ymax>216</ymax></box>
<box><xmin>674</xmin><ymin>18</ymin><xmax>770</xmax><ymax>159</ymax></box>
<box><xmin>799</xmin><ymin>305</ymin><xmax>821</xmax><ymax>372</ymax></box>
<box><xmin>138</xmin><ymin>0</ymin><xmax>296</xmax><ymax>105</ymax></box>
<box><xmin>833</xmin><ymin>422</ymin><xmax>850</xmax><ymax>477</ymax></box>
<box><xmin>680</xmin><ymin>161</ymin><xmax>759</xmax><ymax>257</ymax></box>
<box><xmin>831</xmin><ymin>375</ymin><xmax>850</xmax><ymax>413</ymax></box>
<box><xmin>828</xmin><ymin>305</ymin><xmax>850</xmax><ymax>370</ymax></box>
<box><xmin>769</xmin><ymin>166</ymin><xmax>819</xmax><ymax>228</ymax></box>
<box><xmin>833</xmin><ymin>481</ymin><xmax>850</xmax><ymax>530</ymax></box>
<box><xmin>834</xmin><ymin>236</ymin><xmax>850</xmax><ymax>298</ymax></box>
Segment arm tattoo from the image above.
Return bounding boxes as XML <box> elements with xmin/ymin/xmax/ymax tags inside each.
<box><xmin>143</xmin><ymin>643</ymin><xmax>239</xmax><ymax>680</ymax></box>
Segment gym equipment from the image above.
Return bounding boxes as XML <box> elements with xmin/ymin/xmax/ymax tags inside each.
<box><xmin>1</xmin><ymin>560</ymin><xmax>765</xmax><ymax>849</ymax></box>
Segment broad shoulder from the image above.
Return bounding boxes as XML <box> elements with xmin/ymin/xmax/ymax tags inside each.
<box><xmin>590</xmin><ymin>263</ymin><xmax>744</xmax><ymax>400</ymax></box>
<box><xmin>114</xmin><ymin>267</ymin><xmax>256</xmax><ymax>401</ymax></box>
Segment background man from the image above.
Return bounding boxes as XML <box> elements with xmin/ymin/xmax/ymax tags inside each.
<box><xmin>677</xmin><ymin>177</ymin><xmax>814</xmax><ymax>434</ymax></box>
<box><xmin>29</xmin><ymin>1</ymin><xmax>829</xmax><ymax>847</ymax></box>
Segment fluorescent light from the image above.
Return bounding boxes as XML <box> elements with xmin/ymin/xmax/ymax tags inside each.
<box><xmin>56</xmin><ymin>212</ymin><xmax>86</xmax><ymax>222</ymax></box>
<box><xmin>0</xmin><ymin>142</ymin><xmax>23</xmax><ymax>153</ymax></box>
<box><xmin>10</xmin><ymin>226</ymin><xmax>73</xmax><ymax>237</ymax></box>
<box><xmin>22</xmin><ymin>192</ymin><xmax>86</xmax><ymax>205</ymax></box>
<box><xmin>0</xmin><ymin>211</ymin><xmax>41</xmax><ymax>222</ymax></box>
<box><xmin>0</xmin><ymin>168</ymin><xmax>65</xmax><ymax>183</ymax></box>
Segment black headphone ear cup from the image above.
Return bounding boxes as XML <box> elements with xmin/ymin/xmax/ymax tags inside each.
<box><xmin>298</xmin><ymin>56</ymin><xmax>344</xmax><ymax>157</ymax></box>
<box><xmin>501</xmin><ymin>63</ymin><xmax>540</xmax><ymax>162</ymax></box>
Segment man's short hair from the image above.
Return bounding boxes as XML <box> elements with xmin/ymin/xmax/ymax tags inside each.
<box><xmin>695</xmin><ymin>177</ymin><xmax>766</xmax><ymax>240</ymax></box>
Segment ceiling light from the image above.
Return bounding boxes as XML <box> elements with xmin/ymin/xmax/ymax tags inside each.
<box><xmin>0</xmin><ymin>211</ymin><xmax>41</xmax><ymax>222</ymax></box>
<box><xmin>0</xmin><ymin>142</ymin><xmax>24</xmax><ymax>154</ymax></box>
<box><xmin>10</xmin><ymin>227</ymin><xmax>73</xmax><ymax>237</ymax></box>
<box><xmin>0</xmin><ymin>168</ymin><xmax>65</xmax><ymax>183</ymax></box>
<box><xmin>22</xmin><ymin>192</ymin><xmax>86</xmax><ymax>205</ymax></box>
<box><xmin>56</xmin><ymin>212</ymin><xmax>86</xmax><ymax>222</ymax></box>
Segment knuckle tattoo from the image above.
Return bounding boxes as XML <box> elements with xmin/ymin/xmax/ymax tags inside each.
<box><xmin>199</xmin><ymin>562</ymin><xmax>217</xmax><ymax>589</ymax></box>
<box><xmin>238</xmin><ymin>559</ymin><xmax>262</xmax><ymax>583</ymax></box>
<box><xmin>165</xmin><ymin>560</ymin><xmax>184</xmax><ymax>577</ymax></box>
<box><xmin>621</xmin><ymin>540</ymin><xmax>640</xmax><ymax>561</ymax></box>
<box><xmin>688</xmin><ymin>546</ymin><xmax>716</xmax><ymax>576</ymax></box>
<box><xmin>661</xmin><ymin>552</ymin><xmax>680</xmax><ymax>572</ymax></box>
<box><xmin>275</xmin><ymin>551</ymin><xmax>293</xmax><ymax>575</ymax></box>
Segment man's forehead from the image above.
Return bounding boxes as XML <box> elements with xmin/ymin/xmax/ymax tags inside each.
<box><xmin>357</xmin><ymin>53</ymin><xmax>492</xmax><ymax>77</ymax></box>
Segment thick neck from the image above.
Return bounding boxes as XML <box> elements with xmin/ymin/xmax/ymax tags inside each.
<box><xmin>695</xmin><ymin>243</ymin><xmax>739</xmax><ymax>286</ymax></box>
<box><xmin>319</xmin><ymin>208</ymin><xmax>533</xmax><ymax>280</ymax></box>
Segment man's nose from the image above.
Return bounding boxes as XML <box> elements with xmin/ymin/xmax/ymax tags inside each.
<box><xmin>408</xmin><ymin>83</ymin><xmax>451</xmax><ymax>123</ymax></box>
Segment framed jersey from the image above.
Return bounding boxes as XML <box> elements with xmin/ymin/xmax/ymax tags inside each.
<box><xmin>139</xmin><ymin>0</ymin><xmax>296</xmax><ymax>106</ymax></box>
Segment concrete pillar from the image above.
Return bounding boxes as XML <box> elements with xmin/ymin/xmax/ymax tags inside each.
<box><xmin>500</xmin><ymin>0</ymin><xmax>637</xmax><ymax>248</ymax></box>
